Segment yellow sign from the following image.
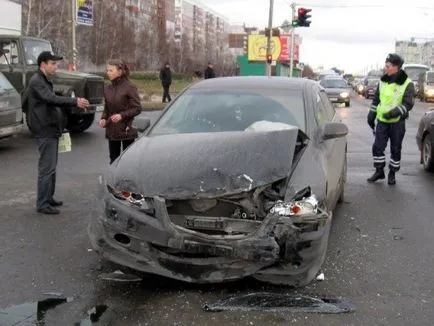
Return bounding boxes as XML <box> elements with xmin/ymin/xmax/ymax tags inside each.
<box><xmin>247</xmin><ymin>35</ymin><xmax>281</xmax><ymax>61</ymax></box>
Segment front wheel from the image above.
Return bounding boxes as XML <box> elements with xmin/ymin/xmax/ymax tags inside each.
<box><xmin>422</xmin><ymin>134</ymin><xmax>434</xmax><ymax>172</ymax></box>
<box><xmin>66</xmin><ymin>114</ymin><xmax>95</xmax><ymax>133</ymax></box>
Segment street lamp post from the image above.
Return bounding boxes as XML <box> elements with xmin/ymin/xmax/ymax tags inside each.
<box><xmin>69</xmin><ymin>0</ymin><xmax>77</xmax><ymax>70</ymax></box>
<box><xmin>265</xmin><ymin>0</ymin><xmax>274</xmax><ymax>77</ymax></box>
<box><xmin>289</xmin><ymin>3</ymin><xmax>296</xmax><ymax>77</ymax></box>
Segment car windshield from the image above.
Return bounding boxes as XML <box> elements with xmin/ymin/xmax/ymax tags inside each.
<box><xmin>22</xmin><ymin>40</ymin><xmax>53</xmax><ymax>65</ymax></box>
<box><xmin>404</xmin><ymin>67</ymin><xmax>429</xmax><ymax>81</ymax></box>
<box><xmin>0</xmin><ymin>73</ymin><xmax>14</xmax><ymax>93</ymax></box>
<box><xmin>148</xmin><ymin>89</ymin><xmax>306</xmax><ymax>136</ymax></box>
<box><xmin>320</xmin><ymin>79</ymin><xmax>347</xmax><ymax>88</ymax></box>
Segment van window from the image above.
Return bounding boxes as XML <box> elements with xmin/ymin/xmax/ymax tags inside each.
<box><xmin>0</xmin><ymin>73</ymin><xmax>15</xmax><ymax>94</ymax></box>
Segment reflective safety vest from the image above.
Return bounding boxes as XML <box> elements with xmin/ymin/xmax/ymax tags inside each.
<box><xmin>376</xmin><ymin>78</ymin><xmax>411</xmax><ymax>123</ymax></box>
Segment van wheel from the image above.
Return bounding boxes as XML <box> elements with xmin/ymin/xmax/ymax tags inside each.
<box><xmin>66</xmin><ymin>114</ymin><xmax>95</xmax><ymax>133</ymax></box>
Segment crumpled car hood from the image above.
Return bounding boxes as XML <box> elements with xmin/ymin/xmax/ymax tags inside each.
<box><xmin>109</xmin><ymin>129</ymin><xmax>300</xmax><ymax>199</ymax></box>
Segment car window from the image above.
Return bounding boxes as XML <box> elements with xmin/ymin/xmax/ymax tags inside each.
<box><xmin>319</xmin><ymin>91</ymin><xmax>335</xmax><ymax>120</ymax></box>
<box><xmin>0</xmin><ymin>73</ymin><xmax>15</xmax><ymax>94</ymax></box>
<box><xmin>0</xmin><ymin>41</ymin><xmax>20</xmax><ymax>65</ymax></box>
<box><xmin>149</xmin><ymin>89</ymin><xmax>306</xmax><ymax>136</ymax></box>
<box><xmin>312</xmin><ymin>87</ymin><xmax>327</xmax><ymax>128</ymax></box>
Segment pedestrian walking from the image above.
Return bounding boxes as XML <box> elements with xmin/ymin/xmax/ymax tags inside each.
<box><xmin>159</xmin><ymin>62</ymin><xmax>172</xmax><ymax>103</ymax></box>
<box><xmin>99</xmin><ymin>60</ymin><xmax>141</xmax><ymax>164</ymax></box>
<box><xmin>204</xmin><ymin>62</ymin><xmax>216</xmax><ymax>79</ymax></box>
<box><xmin>367</xmin><ymin>53</ymin><xmax>415</xmax><ymax>185</ymax></box>
<box><xmin>26</xmin><ymin>51</ymin><xmax>89</xmax><ymax>214</ymax></box>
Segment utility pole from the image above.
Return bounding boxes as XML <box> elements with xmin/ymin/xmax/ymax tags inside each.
<box><xmin>289</xmin><ymin>2</ymin><xmax>297</xmax><ymax>77</ymax></box>
<box><xmin>265</xmin><ymin>0</ymin><xmax>274</xmax><ymax>77</ymax></box>
<box><xmin>69</xmin><ymin>0</ymin><xmax>77</xmax><ymax>71</ymax></box>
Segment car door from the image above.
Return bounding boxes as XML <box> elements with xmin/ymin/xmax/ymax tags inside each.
<box><xmin>311</xmin><ymin>85</ymin><xmax>345</xmax><ymax>208</ymax></box>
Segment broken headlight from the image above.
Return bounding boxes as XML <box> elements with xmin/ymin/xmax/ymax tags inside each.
<box><xmin>107</xmin><ymin>185</ymin><xmax>145</xmax><ymax>206</ymax></box>
<box><xmin>270</xmin><ymin>195</ymin><xmax>318</xmax><ymax>217</ymax></box>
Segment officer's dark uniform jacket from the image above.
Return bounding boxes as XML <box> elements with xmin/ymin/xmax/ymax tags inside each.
<box><xmin>369</xmin><ymin>70</ymin><xmax>415</xmax><ymax>122</ymax></box>
<box><xmin>25</xmin><ymin>70</ymin><xmax>77</xmax><ymax>138</ymax></box>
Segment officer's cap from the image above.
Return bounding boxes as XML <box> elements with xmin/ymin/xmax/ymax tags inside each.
<box><xmin>385</xmin><ymin>53</ymin><xmax>404</xmax><ymax>68</ymax></box>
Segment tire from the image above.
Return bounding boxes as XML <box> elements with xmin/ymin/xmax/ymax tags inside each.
<box><xmin>337</xmin><ymin>150</ymin><xmax>347</xmax><ymax>204</ymax></box>
<box><xmin>345</xmin><ymin>101</ymin><xmax>350</xmax><ymax>107</ymax></box>
<box><xmin>422</xmin><ymin>134</ymin><xmax>434</xmax><ymax>172</ymax></box>
<box><xmin>66</xmin><ymin>113</ymin><xmax>95</xmax><ymax>133</ymax></box>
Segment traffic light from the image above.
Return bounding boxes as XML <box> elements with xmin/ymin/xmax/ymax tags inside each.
<box><xmin>297</xmin><ymin>7</ymin><xmax>312</xmax><ymax>27</ymax></box>
<box><xmin>266</xmin><ymin>54</ymin><xmax>272</xmax><ymax>64</ymax></box>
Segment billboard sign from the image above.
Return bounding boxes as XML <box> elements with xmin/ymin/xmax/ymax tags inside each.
<box><xmin>76</xmin><ymin>0</ymin><xmax>93</xmax><ymax>26</ymax></box>
<box><xmin>247</xmin><ymin>34</ymin><xmax>299</xmax><ymax>62</ymax></box>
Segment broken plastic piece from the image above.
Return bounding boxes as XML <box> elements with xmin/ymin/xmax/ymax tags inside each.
<box><xmin>316</xmin><ymin>273</ymin><xmax>325</xmax><ymax>281</ymax></box>
<box><xmin>98</xmin><ymin>271</ymin><xmax>142</xmax><ymax>282</ymax></box>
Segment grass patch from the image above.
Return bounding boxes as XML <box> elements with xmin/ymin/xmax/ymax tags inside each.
<box><xmin>141</xmin><ymin>102</ymin><xmax>167</xmax><ymax>111</ymax></box>
<box><xmin>131</xmin><ymin>79</ymin><xmax>192</xmax><ymax>94</ymax></box>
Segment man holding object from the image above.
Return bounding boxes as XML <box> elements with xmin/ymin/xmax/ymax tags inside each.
<box><xmin>25</xmin><ymin>51</ymin><xmax>89</xmax><ymax>214</ymax></box>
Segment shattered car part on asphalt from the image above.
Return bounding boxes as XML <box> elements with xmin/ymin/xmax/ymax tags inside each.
<box><xmin>203</xmin><ymin>292</ymin><xmax>356</xmax><ymax>314</ymax></box>
<box><xmin>88</xmin><ymin>77</ymin><xmax>348</xmax><ymax>287</ymax></box>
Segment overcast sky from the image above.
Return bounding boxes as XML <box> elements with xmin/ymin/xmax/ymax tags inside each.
<box><xmin>201</xmin><ymin>0</ymin><xmax>434</xmax><ymax>73</ymax></box>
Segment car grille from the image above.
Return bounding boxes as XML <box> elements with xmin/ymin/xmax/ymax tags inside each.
<box><xmin>0</xmin><ymin>112</ymin><xmax>18</xmax><ymax>127</ymax></box>
<box><xmin>85</xmin><ymin>81</ymin><xmax>104</xmax><ymax>103</ymax></box>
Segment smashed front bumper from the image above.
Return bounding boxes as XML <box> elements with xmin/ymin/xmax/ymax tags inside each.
<box><xmin>88</xmin><ymin>183</ymin><xmax>331</xmax><ymax>286</ymax></box>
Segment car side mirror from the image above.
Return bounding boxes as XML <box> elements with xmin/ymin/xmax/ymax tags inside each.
<box><xmin>323</xmin><ymin>122</ymin><xmax>348</xmax><ymax>140</ymax></box>
<box><xmin>133</xmin><ymin>117</ymin><xmax>150</xmax><ymax>132</ymax></box>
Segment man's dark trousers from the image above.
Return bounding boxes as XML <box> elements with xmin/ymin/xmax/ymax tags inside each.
<box><xmin>373</xmin><ymin>120</ymin><xmax>406</xmax><ymax>172</ymax></box>
<box><xmin>162</xmin><ymin>84</ymin><xmax>171</xmax><ymax>103</ymax></box>
<box><xmin>36</xmin><ymin>138</ymin><xmax>59</xmax><ymax>210</ymax></box>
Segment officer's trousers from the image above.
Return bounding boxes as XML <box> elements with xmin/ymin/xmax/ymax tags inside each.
<box><xmin>372</xmin><ymin>121</ymin><xmax>406</xmax><ymax>172</ymax></box>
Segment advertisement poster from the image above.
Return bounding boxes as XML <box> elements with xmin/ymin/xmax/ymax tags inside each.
<box><xmin>76</xmin><ymin>0</ymin><xmax>93</xmax><ymax>26</ymax></box>
<box><xmin>247</xmin><ymin>34</ymin><xmax>299</xmax><ymax>62</ymax></box>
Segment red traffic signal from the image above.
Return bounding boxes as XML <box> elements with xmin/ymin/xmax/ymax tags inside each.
<box><xmin>297</xmin><ymin>7</ymin><xmax>312</xmax><ymax>27</ymax></box>
<box><xmin>298</xmin><ymin>8</ymin><xmax>306</xmax><ymax>15</ymax></box>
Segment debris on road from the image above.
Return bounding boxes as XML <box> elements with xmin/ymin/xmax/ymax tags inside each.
<box><xmin>98</xmin><ymin>270</ymin><xmax>142</xmax><ymax>282</ymax></box>
<box><xmin>203</xmin><ymin>292</ymin><xmax>356</xmax><ymax>314</ymax></box>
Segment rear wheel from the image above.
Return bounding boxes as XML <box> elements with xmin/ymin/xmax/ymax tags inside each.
<box><xmin>422</xmin><ymin>134</ymin><xmax>434</xmax><ymax>172</ymax></box>
<box><xmin>66</xmin><ymin>114</ymin><xmax>95</xmax><ymax>133</ymax></box>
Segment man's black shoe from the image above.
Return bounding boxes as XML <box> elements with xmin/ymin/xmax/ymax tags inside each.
<box><xmin>367</xmin><ymin>169</ymin><xmax>385</xmax><ymax>183</ymax></box>
<box><xmin>49</xmin><ymin>199</ymin><xmax>63</xmax><ymax>206</ymax></box>
<box><xmin>388</xmin><ymin>171</ymin><xmax>396</xmax><ymax>185</ymax></box>
<box><xmin>37</xmin><ymin>206</ymin><xmax>60</xmax><ymax>215</ymax></box>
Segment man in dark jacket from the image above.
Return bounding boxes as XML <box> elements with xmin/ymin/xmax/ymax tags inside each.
<box><xmin>26</xmin><ymin>51</ymin><xmax>89</xmax><ymax>214</ymax></box>
<box><xmin>159</xmin><ymin>62</ymin><xmax>172</xmax><ymax>103</ymax></box>
<box><xmin>367</xmin><ymin>53</ymin><xmax>415</xmax><ymax>185</ymax></box>
<box><xmin>204</xmin><ymin>62</ymin><xmax>216</xmax><ymax>79</ymax></box>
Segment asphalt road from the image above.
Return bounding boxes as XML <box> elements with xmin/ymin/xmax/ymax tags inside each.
<box><xmin>1</xmin><ymin>95</ymin><xmax>433</xmax><ymax>325</ymax></box>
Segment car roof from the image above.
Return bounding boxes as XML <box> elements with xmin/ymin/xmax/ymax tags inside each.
<box><xmin>189</xmin><ymin>76</ymin><xmax>316</xmax><ymax>91</ymax></box>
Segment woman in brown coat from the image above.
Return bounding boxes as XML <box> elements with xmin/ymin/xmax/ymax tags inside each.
<box><xmin>99</xmin><ymin>60</ymin><xmax>141</xmax><ymax>164</ymax></box>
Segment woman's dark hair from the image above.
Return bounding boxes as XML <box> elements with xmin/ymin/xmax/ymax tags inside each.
<box><xmin>107</xmin><ymin>59</ymin><xmax>130</xmax><ymax>78</ymax></box>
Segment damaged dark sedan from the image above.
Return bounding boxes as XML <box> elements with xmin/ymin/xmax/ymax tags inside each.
<box><xmin>88</xmin><ymin>77</ymin><xmax>348</xmax><ymax>287</ymax></box>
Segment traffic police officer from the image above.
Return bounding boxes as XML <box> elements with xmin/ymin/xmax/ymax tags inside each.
<box><xmin>367</xmin><ymin>53</ymin><xmax>415</xmax><ymax>185</ymax></box>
